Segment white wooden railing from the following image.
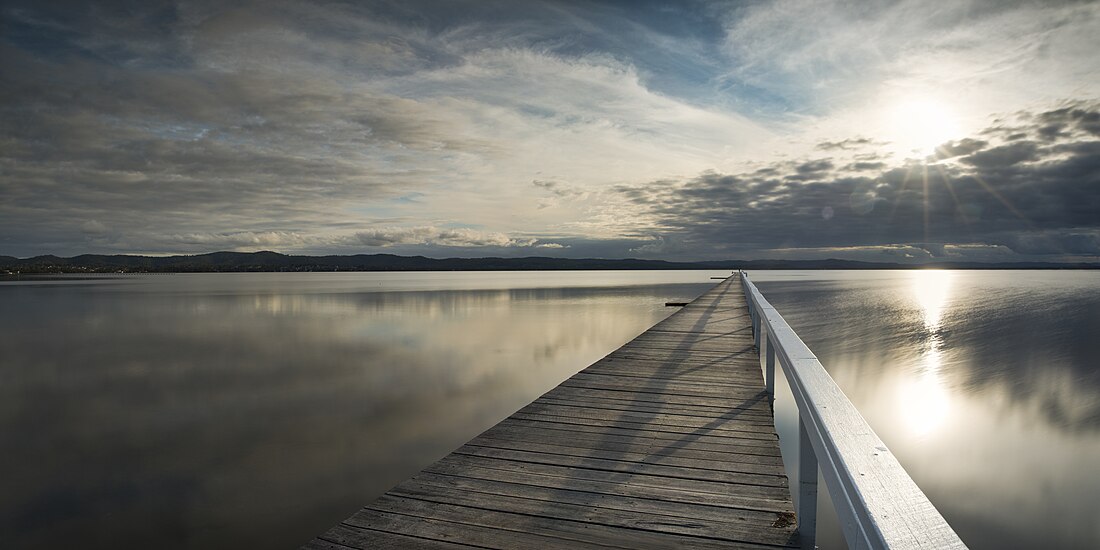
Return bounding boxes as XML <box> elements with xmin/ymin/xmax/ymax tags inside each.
<box><xmin>739</xmin><ymin>271</ymin><xmax>967</xmax><ymax>550</ymax></box>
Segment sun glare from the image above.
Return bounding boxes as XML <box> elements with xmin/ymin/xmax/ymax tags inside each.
<box><xmin>887</xmin><ymin>98</ymin><xmax>961</xmax><ymax>155</ymax></box>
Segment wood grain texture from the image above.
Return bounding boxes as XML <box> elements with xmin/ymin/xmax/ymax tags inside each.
<box><xmin>304</xmin><ymin>276</ymin><xmax>800</xmax><ymax>549</ymax></box>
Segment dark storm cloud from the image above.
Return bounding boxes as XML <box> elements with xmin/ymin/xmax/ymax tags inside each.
<box><xmin>795</xmin><ymin>159</ymin><xmax>834</xmax><ymax>175</ymax></box>
<box><xmin>614</xmin><ymin>102</ymin><xmax>1100</xmax><ymax>260</ymax></box>
<box><xmin>1033</xmin><ymin>105</ymin><xmax>1100</xmax><ymax>140</ymax></box>
<box><xmin>934</xmin><ymin>138</ymin><xmax>988</xmax><ymax>159</ymax></box>
<box><xmin>846</xmin><ymin>161</ymin><xmax>888</xmax><ymax>171</ymax></box>
<box><xmin>961</xmin><ymin>141</ymin><xmax>1040</xmax><ymax>169</ymax></box>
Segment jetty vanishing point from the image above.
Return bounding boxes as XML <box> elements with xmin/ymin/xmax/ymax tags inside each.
<box><xmin>304</xmin><ymin>273</ymin><xmax>967</xmax><ymax>550</ymax></box>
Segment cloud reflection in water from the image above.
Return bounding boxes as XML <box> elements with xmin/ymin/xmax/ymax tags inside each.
<box><xmin>0</xmin><ymin>272</ymin><xmax>720</xmax><ymax>550</ymax></box>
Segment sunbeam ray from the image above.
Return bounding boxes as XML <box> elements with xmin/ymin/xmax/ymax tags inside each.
<box><xmin>932</xmin><ymin>162</ymin><xmax>970</xmax><ymax>225</ymax></box>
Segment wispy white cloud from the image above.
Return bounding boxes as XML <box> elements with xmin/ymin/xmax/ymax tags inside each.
<box><xmin>352</xmin><ymin>226</ymin><xmax>540</xmax><ymax>248</ymax></box>
<box><xmin>0</xmin><ymin>0</ymin><xmax>777</xmax><ymax>257</ymax></box>
<box><xmin>0</xmin><ymin>0</ymin><xmax>1096</xmax><ymax>261</ymax></box>
<box><xmin>717</xmin><ymin>0</ymin><xmax>1100</xmax><ymax>151</ymax></box>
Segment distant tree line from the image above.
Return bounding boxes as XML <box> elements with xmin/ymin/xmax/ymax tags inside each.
<box><xmin>2</xmin><ymin>251</ymin><xmax>1097</xmax><ymax>274</ymax></box>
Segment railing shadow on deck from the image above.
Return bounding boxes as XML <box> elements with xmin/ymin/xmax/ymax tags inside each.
<box><xmin>484</xmin><ymin>277</ymin><xmax>800</xmax><ymax>547</ymax></box>
<box><xmin>741</xmin><ymin>271</ymin><xmax>968</xmax><ymax>550</ymax></box>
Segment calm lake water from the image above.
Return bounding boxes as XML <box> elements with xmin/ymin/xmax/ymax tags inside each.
<box><xmin>0</xmin><ymin>271</ymin><xmax>720</xmax><ymax>549</ymax></box>
<box><xmin>753</xmin><ymin>270</ymin><xmax>1100</xmax><ymax>550</ymax></box>
<box><xmin>1</xmin><ymin>270</ymin><xmax>1098</xmax><ymax>549</ymax></box>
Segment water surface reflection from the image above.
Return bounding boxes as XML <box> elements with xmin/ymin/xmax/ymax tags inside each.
<box><xmin>754</xmin><ymin>270</ymin><xmax>1100</xmax><ymax>550</ymax></box>
<box><xmin>0</xmin><ymin>271</ymin><xmax>721</xmax><ymax>549</ymax></box>
<box><xmin>901</xmin><ymin>270</ymin><xmax>952</xmax><ymax>438</ymax></box>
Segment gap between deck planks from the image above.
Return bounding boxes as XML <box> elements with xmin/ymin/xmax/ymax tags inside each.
<box><xmin>304</xmin><ymin>275</ymin><xmax>798</xmax><ymax>549</ymax></box>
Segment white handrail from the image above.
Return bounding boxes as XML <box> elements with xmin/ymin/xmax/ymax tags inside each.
<box><xmin>739</xmin><ymin>271</ymin><xmax>967</xmax><ymax>550</ymax></box>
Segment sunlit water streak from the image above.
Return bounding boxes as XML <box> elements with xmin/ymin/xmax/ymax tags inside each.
<box><xmin>754</xmin><ymin>270</ymin><xmax>1100</xmax><ymax>550</ymax></box>
<box><xmin>901</xmin><ymin>270</ymin><xmax>953</xmax><ymax>438</ymax></box>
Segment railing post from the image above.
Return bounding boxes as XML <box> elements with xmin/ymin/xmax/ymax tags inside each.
<box><xmin>752</xmin><ymin>307</ymin><xmax>761</xmax><ymax>349</ymax></box>
<box><xmin>741</xmin><ymin>271</ymin><xmax>967</xmax><ymax>550</ymax></box>
<box><xmin>765</xmin><ymin>334</ymin><xmax>775</xmax><ymax>397</ymax></box>
<box><xmin>742</xmin><ymin>273</ymin><xmax>759</xmax><ymax>349</ymax></box>
<box><xmin>798</xmin><ymin>420</ymin><xmax>819</xmax><ymax>550</ymax></box>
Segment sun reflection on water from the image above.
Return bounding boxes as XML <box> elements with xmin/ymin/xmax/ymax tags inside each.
<box><xmin>899</xmin><ymin>270</ymin><xmax>954</xmax><ymax>437</ymax></box>
<box><xmin>913</xmin><ymin>269</ymin><xmax>952</xmax><ymax>329</ymax></box>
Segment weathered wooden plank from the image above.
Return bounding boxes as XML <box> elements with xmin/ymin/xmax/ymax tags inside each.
<box><xmin>363</xmin><ymin>494</ymin><xmax>786</xmax><ymax>550</ymax></box>
<box><xmin>624</xmin><ymin>327</ymin><xmax>752</xmax><ymax>341</ymax></box>
<box><xmin>478</xmin><ymin>422</ymin><xmax>782</xmax><ymax>458</ymax></box>
<box><xmin>564</xmin><ymin>367</ymin><xmax>764</xmax><ymax>384</ymax></box>
<box><xmin>389</xmin><ymin>475</ymin><xmax>798</xmax><ymax>546</ymax></box>
<box><xmin>599</xmin><ymin>349</ymin><xmax>758</xmax><ymax>361</ymax></box>
<box><xmin>650</xmin><ymin>318</ymin><xmax>752</xmax><ymax>331</ymax></box>
<box><xmin>532</xmin><ymin>395</ymin><xmax>775</xmax><ymax>420</ymax></box>
<box><xmin>588</xmin><ymin>349</ymin><xmax>759</xmax><ymax>364</ymax></box>
<box><xmin>423</xmin><ymin>455</ymin><xmax>792</xmax><ymax>511</ymax></box>
<box><xmin>469</xmin><ymin>429</ymin><xmax>785</xmax><ymax>467</ymax></box>
<box><xmin>548</xmin><ymin>387</ymin><xmax>768</xmax><ymax>408</ymax></box>
<box><xmin>565</xmin><ymin>374</ymin><xmax>768</xmax><ymax>393</ymax></box>
<box><xmin>557</xmin><ymin>378</ymin><xmax>770</xmax><ymax>401</ymax></box>
<box><xmin>511</xmin><ymin>402</ymin><xmax>778</xmax><ymax>434</ymax></box>
<box><xmin>315</xmin><ymin>522</ymin><xmax>478</xmax><ymax>549</ymax></box>
<box><xmin>613</xmin><ymin>342</ymin><xmax>753</xmax><ymax>355</ymax></box>
<box><xmin>568</xmin><ymin>370</ymin><xmax>769</xmax><ymax>390</ymax></box>
<box><xmin>301</xmin><ymin>538</ymin><xmax>356</xmax><ymax>550</ymax></box>
<box><xmin>432</xmin><ymin>453</ymin><xmax>788</xmax><ymax>496</ymax></box>
<box><xmin>344</xmin><ymin>507</ymin><xmax>615</xmax><ymax>550</ymax></box>
<box><xmin>460</xmin><ymin>439</ymin><xmax>785</xmax><ymax>477</ymax></box>
<box><xmin>604</xmin><ymin>347</ymin><xmax>758</xmax><ymax>363</ymax></box>
<box><xmin>581</xmin><ymin>366</ymin><xmax>765</xmax><ymax>384</ymax></box>
<box><xmin>590</xmin><ymin>354</ymin><xmax>764</xmax><ymax>371</ymax></box>
<box><xmin>629</xmin><ymin>327</ymin><xmax>748</xmax><ymax>341</ymax></box>
<box><xmin>540</xmin><ymin>385</ymin><xmax>770</xmax><ymax>410</ymax></box>
<box><xmin>643</xmin><ymin>325</ymin><xmax>752</xmax><ymax>337</ymax></box>
<box><xmin>533</xmin><ymin>397</ymin><xmax>770</xmax><ymax>421</ymax></box>
<box><xmin>505</xmin><ymin>411</ymin><xmax>780</xmax><ymax>443</ymax></box>
<box><xmin>506</xmin><ymin>411</ymin><xmax>779</xmax><ymax>441</ymax></box>
<box><xmin>303</xmin><ymin>276</ymin><xmax>799</xmax><ymax>549</ymax></box>
<box><xmin>564</xmin><ymin>366</ymin><xmax>762</xmax><ymax>386</ymax></box>
<box><xmin>382</xmin><ymin>484</ymin><xmax>796</xmax><ymax>548</ymax></box>
<box><xmin>452</xmin><ymin>445</ymin><xmax>789</xmax><ymax>487</ymax></box>
<box><xmin>479</xmin><ymin>416</ymin><xmax>781</xmax><ymax>451</ymax></box>
<box><xmin>539</xmin><ymin>382</ymin><xmax>770</xmax><ymax>403</ymax></box>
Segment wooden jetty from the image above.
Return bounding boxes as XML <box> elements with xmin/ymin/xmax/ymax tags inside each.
<box><xmin>305</xmin><ymin>275</ymin><xmax>799</xmax><ymax>549</ymax></box>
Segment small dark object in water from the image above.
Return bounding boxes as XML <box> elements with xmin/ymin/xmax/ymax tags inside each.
<box><xmin>664</xmin><ymin>302</ymin><xmax>689</xmax><ymax>307</ymax></box>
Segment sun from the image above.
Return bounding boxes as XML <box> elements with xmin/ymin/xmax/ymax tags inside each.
<box><xmin>886</xmin><ymin>98</ymin><xmax>961</xmax><ymax>155</ymax></box>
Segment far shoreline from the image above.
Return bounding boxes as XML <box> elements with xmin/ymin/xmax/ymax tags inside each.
<box><xmin>3</xmin><ymin>250</ymin><xmax>1098</xmax><ymax>276</ymax></box>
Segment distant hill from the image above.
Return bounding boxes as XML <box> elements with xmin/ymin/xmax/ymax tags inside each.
<box><xmin>1</xmin><ymin>251</ymin><xmax>1097</xmax><ymax>273</ymax></box>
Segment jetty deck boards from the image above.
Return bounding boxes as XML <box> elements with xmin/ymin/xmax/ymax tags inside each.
<box><xmin>305</xmin><ymin>276</ymin><xmax>798</xmax><ymax>549</ymax></box>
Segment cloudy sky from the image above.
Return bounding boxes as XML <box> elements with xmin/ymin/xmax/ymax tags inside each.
<box><xmin>2</xmin><ymin>0</ymin><xmax>1098</xmax><ymax>262</ymax></box>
